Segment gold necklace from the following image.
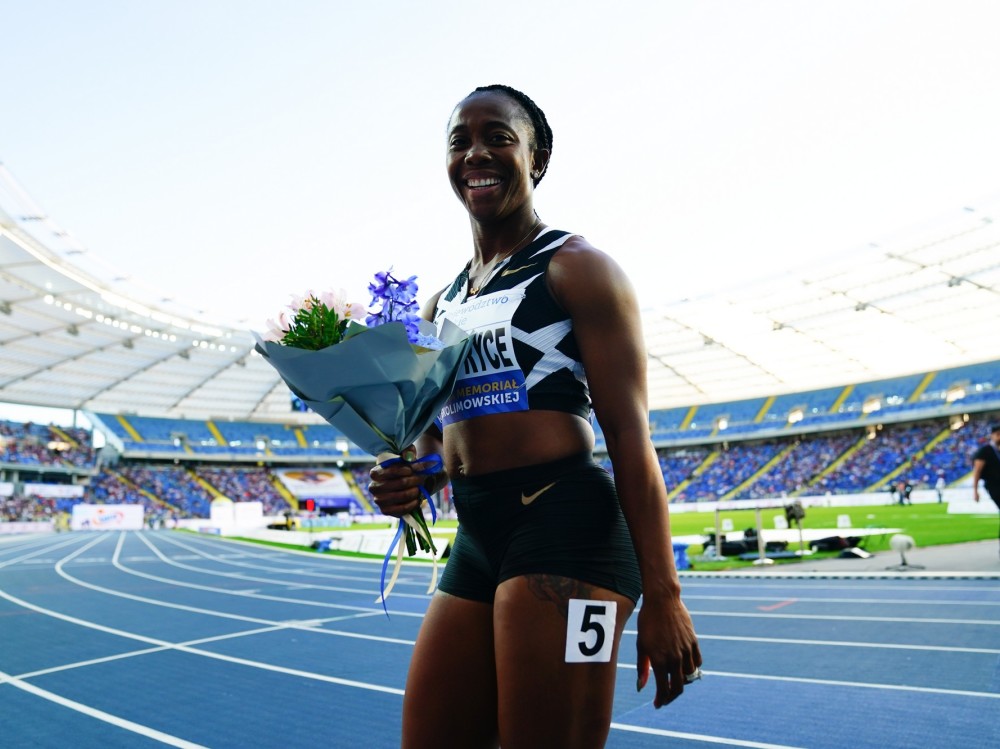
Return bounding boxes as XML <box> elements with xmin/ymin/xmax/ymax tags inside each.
<box><xmin>468</xmin><ymin>219</ymin><xmax>541</xmax><ymax>296</ymax></box>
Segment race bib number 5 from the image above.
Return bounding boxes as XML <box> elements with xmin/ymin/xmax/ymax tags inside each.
<box><xmin>565</xmin><ymin>599</ymin><xmax>617</xmax><ymax>663</ymax></box>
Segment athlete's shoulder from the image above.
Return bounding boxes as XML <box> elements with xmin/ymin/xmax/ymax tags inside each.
<box><xmin>550</xmin><ymin>234</ymin><xmax>625</xmax><ymax>280</ymax></box>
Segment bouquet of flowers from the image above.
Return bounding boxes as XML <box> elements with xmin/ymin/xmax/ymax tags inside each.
<box><xmin>253</xmin><ymin>271</ymin><xmax>470</xmax><ymax>612</ymax></box>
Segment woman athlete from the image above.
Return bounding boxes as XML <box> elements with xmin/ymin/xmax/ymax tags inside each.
<box><xmin>369</xmin><ymin>84</ymin><xmax>701</xmax><ymax>749</ymax></box>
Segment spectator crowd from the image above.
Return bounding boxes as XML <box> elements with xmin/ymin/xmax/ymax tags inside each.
<box><xmin>2</xmin><ymin>411</ymin><xmax>998</xmax><ymax>521</ymax></box>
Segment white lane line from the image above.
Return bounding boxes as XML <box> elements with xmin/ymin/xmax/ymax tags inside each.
<box><xmin>151</xmin><ymin>532</ymin><xmax>382</xmax><ymax>578</ymax></box>
<box><xmin>51</xmin><ymin>535</ymin><xmax>295</xmax><ymax>628</ymax></box>
<box><xmin>10</xmin><ymin>625</ymin><xmax>296</xmax><ymax>681</ymax></box>
<box><xmin>0</xmin><ymin>534</ymin><xmax>89</xmax><ymax>569</ymax></box>
<box><xmin>0</xmin><ymin>532</ymin><xmax>76</xmax><ymax>550</ymax></box>
<box><xmin>0</xmin><ymin>668</ymin><xmax>209</xmax><ymax>748</ymax></box>
<box><xmin>681</xmin><ymin>610</ymin><xmax>1000</xmax><ymax>625</ymax></box>
<box><xmin>163</xmin><ymin>532</ymin><xmax>388</xmax><ymax>572</ymax></box>
<box><xmin>623</xmin><ymin>631</ymin><xmax>1000</xmax><ymax>655</ymax></box>
<box><xmin>118</xmin><ymin>533</ymin><xmax>424</xmax><ymax>622</ymax></box>
<box><xmin>176</xmin><ymin>533</ymin><xmax>1000</xmax><ymax>608</ymax></box>
<box><xmin>0</xmin><ymin>580</ymin><xmax>405</xmax><ymax>696</ymax></box>
<box><xmin>7</xmin><ymin>647</ymin><xmax>170</xmax><ymax>680</ymax></box>
<box><xmin>50</xmin><ymin>535</ymin><xmax>1000</xmax><ymax>656</ymax></box>
<box><xmin>609</xmin><ymin>722</ymin><xmax>805</xmax><ymax>749</ymax></box>
<box><xmin>151</xmin><ymin>532</ymin><xmax>429</xmax><ymax>593</ymax></box>
<box><xmin>17</xmin><ymin>551</ymin><xmax>997</xmax><ymax>706</ymax></box>
<box><xmin>681</xmin><ymin>580</ymin><xmax>1000</xmax><ymax>593</ymax></box>
<box><xmin>682</xmin><ymin>571</ymin><xmax>1000</xmax><ymax>581</ymax></box>
<box><xmin>164</xmin><ymin>533</ymin><xmax>438</xmax><ymax>590</ymax></box>
<box><xmin>615</xmin><ymin>665</ymin><xmax>1000</xmax><ymax>700</ymax></box>
<box><xmin>47</xmin><ymin>534</ymin><xmax>417</xmax><ymax>647</ymax></box>
<box><xmin>16</xmin><ymin>560</ymin><xmax>993</xmax><ymax>707</ymax></box>
<box><xmin>681</xmin><ymin>593</ymin><xmax>1000</xmax><ymax>607</ymax></box>
<box><xmin>135</xmin><ymin>532</ymin><xmax>430</xmax><ymax>603</ymax></box>
<box><xmin>323</xmin><ymin>611</ymin><xmax>385</xmax><ymax>624</ymax></box>
<box><xmin>136</xmin><ymin>534</ymin><xmax>1000</xmax><ymax>642</ymax></box>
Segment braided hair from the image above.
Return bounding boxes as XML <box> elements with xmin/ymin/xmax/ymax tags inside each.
<box><xmin>470</xmin><ymin>84</ymin><xmax>553</xmax><ymax>186</ymax></box>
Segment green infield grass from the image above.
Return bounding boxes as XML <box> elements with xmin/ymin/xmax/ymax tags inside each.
<box><xmin>214</xmin><ymin>501</ymin><xmax>996</xmax><ymax>571</ymax></box>
<box><xmin>669</xmin><ymin>502</ymin><xmax>997</xmax><ymax>569</ymax></box>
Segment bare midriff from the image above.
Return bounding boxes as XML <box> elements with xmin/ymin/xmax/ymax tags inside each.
<box><xmin>444</xmin><ymin>410</ymin><xmax>594</xmax><ymax>477</ymax></box>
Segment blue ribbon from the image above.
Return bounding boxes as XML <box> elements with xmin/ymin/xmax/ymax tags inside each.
<box><xmin>378</xmin><ymin>522</ymin><xmax>406</xmax><ymax>616</ymax></box>
<box><xmin>377</xmin><ymin>452</ymin><xmax>444</xmax><ymax>616</ymax></box>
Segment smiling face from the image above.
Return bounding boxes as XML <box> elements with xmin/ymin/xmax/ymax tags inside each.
<box><xmin>446</xmin><ymin>91</ymin><xmax>546</xmax><ymax>223</ymax></box>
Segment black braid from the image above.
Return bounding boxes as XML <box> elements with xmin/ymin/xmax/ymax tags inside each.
<box><xmin>471</xmin><ymin>84</ymin><xmax>553</xmax><ymax>186</ymax></box>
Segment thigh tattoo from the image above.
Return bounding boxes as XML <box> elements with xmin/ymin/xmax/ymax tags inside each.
<box><xmin>526</xmin><ymin>574</ymin><xmax>595</xmax><ymax>618</ymax></box>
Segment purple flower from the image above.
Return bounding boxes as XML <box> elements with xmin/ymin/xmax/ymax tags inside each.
<box><xmin>367</xmin><ymin>271</ymin><xmax>429</xmax><ymax>347</ymax></box>
<box><xmin>391</xmin><ymin>275</ymin><xmax>419</xmax><ymax>304</ymax></box>
<box><xmin>368</xmin><ymin>270</ymin><xmax>393</xmax><ymax>305</ymax></box>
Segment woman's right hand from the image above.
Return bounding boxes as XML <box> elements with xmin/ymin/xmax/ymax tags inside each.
<box><xmin>368</xmin><ymin>447</ymin><xmax>445</xmax><ymax>518</ymax></box>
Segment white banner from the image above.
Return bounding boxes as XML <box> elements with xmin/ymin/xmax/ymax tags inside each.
<box><xmin>23</xmin><ymin>483</ymin><xmax>85</xmax><ymax>499</ymax></box>
<box><xmin>71</xmin><ymin>504</ymin><xmax>144</xmax><ymax>531</ymax></box>
<box><xmin>276</xmin><ymin>468</ymin><xmax>353</xmax><ymax>498</ymax></box>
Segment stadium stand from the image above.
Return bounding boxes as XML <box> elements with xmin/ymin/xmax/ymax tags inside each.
<box><xmin>1</xmin><ymin>493</ymin><xmax>57</xmax><ymax>521</ymax></box>
<box><xmin>195</xmin><ymin>465</ymin><xmax>288</xmax><ymax>515</ymax></box>
<box><xmin>0</xmin><ymin>419</ymin><xmax>96</xmax><ymax>468</ymax></box>
<box><xmin>90</xmin><ymin>412</ymin><xmax>370</xmax><ymax>461</ymax></box>
<box><xmin>3</xmin><ymin>357</ymin><xmax>1000</xmax><ymax>520</ymax></box>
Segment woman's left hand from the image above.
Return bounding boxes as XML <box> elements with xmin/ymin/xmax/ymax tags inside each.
<box><xmin>635</xmin><ymin>593</ymin><xmax>702</xmax><ymax>708</ymax></box>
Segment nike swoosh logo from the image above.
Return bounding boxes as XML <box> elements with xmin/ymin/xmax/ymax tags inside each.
<box><xmin>521</xmin><ymin>481</ymin><xmax>557</xmax><ymax>505</ymax></box>
<box><xmin>501</xmin><ymin>263</ymin><xmax>538</xmax><ymax>277</ymax></box>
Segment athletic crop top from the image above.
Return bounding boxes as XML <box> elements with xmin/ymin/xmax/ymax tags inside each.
<box><xmin>433</xmin><ymin>228</ymin><xmax>591</xmax><ymax>426</ymax></box>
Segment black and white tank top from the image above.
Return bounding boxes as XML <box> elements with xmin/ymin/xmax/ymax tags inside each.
<box><xmin>433</xmin><ymin>228</ymin><xmax>591</xmax><ymax>426</ymax></box>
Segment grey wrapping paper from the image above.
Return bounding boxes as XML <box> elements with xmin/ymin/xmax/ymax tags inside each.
<box><xmin>254</xmin><ymin>318</ymin><xmax>469</xmax><ymax>456</ymax></box>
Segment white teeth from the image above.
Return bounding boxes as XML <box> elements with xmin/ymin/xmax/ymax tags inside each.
<box><xmin>467</xmin><ymin>177</ymin><xmax>501</xmax><ymax>188</ymax></box>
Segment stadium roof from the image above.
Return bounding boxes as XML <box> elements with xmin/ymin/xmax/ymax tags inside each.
<box><xmin>2</xmin><ymin>163</ymin><xmax>999</xmax><ymax>422</ymax></box>
<box><xmin>642</xmin><ymin>204</ymin><xmax>1000</xmax><ymax>407</ymax></box>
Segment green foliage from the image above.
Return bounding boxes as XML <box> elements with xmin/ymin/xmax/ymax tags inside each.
<box><xmin>280</xmin><ymin>298</ymin><xmax>349</xmax><ymax>350</ymax></box>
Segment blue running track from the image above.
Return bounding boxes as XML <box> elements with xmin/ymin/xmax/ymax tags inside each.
<box><xmin>1</xmin><ymin>531</ymin><xmax>997</xmax><ymax>748</ymax></box>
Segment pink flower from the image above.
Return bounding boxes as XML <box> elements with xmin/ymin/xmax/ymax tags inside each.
<box><xmin>263</xmin><ymin>310</ymin><xmax>291</xmax><ymax>341</ymax></box>
<box><xmin>317</xmin><ymin>288</ymin><xmax>346</xmax><ymax>315</ymax></box>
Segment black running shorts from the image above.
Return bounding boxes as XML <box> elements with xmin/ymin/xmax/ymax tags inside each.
<box><xmin>438</xmin><ymin>453</ymin><xmax>642</xmax><ymax>603</ymax></box>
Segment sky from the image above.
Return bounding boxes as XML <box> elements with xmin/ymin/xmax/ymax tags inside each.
<box><xmin>3</xmin><ymin>0</ymin><xmax>1000</xmax><ymax>425</ymax></box>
